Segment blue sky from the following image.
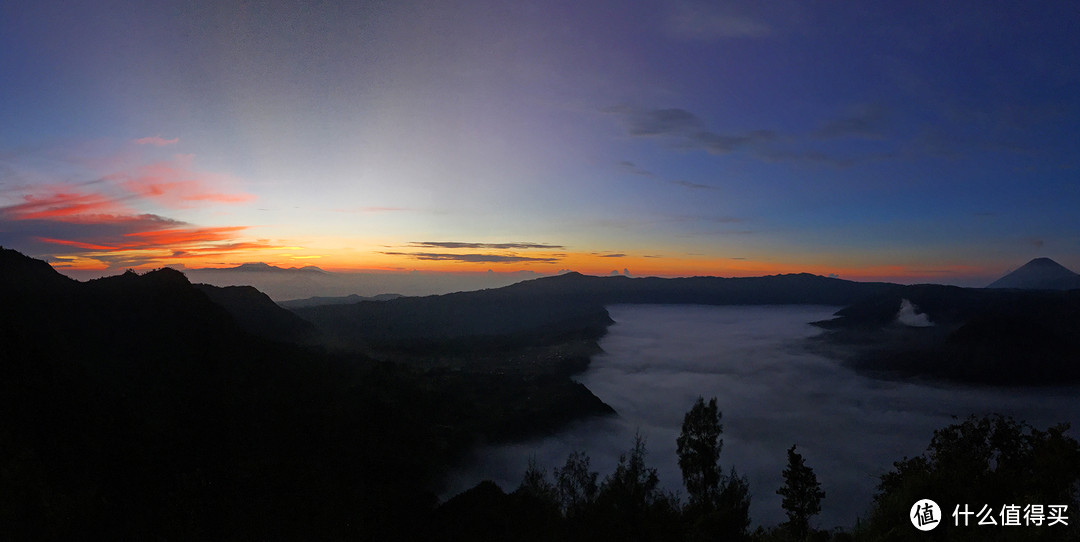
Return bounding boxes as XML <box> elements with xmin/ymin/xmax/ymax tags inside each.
<box><xmin>1</xmin><ymin>1</ymin><xmax>1078</xmax><ymax>285</ymax></box>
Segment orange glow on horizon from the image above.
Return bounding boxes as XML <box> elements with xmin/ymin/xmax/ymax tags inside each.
<box><xmin>42</xmin><ymin>244</ymin><xmax>996</xmax><ymax>285</ymax></box>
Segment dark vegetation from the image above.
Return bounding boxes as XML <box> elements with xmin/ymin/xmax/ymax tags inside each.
<box><xmin>856</xmin><ymin>415</ymin><xmax>1080</xmax><ymax>541</ymax></box>
<box><xmin>435</xmin><ymin>397</ymin><xmax>745</xmax><ymax>542</ymax></box>
<box><xmin>812</xmin><ymin>285</ymin><xmax>1080</xmax><ymax>384</ymax></box>
<box><xmin>439</xmin><ymin>408</ymin><xmax>1080</xmax><ymax>542</ymax></box>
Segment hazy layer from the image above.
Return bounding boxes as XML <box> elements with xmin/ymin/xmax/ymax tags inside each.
<box><xmin>445</xmin><ymin>304</ymin><xmax>1080</xmax><ymax>528</ymax></box>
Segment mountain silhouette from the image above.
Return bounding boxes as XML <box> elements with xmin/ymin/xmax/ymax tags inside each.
<box><xmin>987</xmin><ymin>257</ymin><xmax>1080</xmax><ymax>290</ymax></box>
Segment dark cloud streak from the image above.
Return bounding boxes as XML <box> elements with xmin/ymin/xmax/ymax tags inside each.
<box><xmin>618</xmin><ymin>160</ymin><xmax>716</xmax><ymax>190</ymax></box>
<box><xmin>381</xmin><ymin>251</ymin><xmax>563</xmax><ymax>263</ymax></box>
<box><xmin>605</xmin><ymin>106</ymin><xmax>776</xmax><ymax>155</ymax></box>
<box><xmin>815</xmin><ymin>104</ymin><xmax>888</xmax><ymax>140</ymax></box>
<box><xmin>408</xmin><ymin>241</ymin><xmax>565</xmax><ymax>250</ymax></box>
<box><xmin>607</xmin><ymin>104</ymin><xmax>893</xmax><ymax>168</ymax></box>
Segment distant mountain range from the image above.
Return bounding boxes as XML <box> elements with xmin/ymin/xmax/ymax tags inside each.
<box><xmin>987</xmin><ymin>257</ymin><xmax>1080</xmax><ymax>290</ymax></box>
<box><xmin>278</xmin><ymin>292</ymin><xmax>404</xmax><ymax>309</ymax></box>
<box><xmin>184</xmin><ymin>263</ymin><xmax>544</xmax><ymax>300</ymax></box>
<box><xmin>290</xmin><ymin>271</ymin><xmax>899</xmax><ymax>352</ymax></box>
<box><xmin>193</xmin><ymin>262</ymin><xmax>329</xmax><ymax>273</ymax></box>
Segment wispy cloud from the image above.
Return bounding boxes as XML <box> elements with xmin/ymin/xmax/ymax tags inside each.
<box><xmin>618</xmin><ymin>160</ymin><xmax>716</xmax><ymax>190</ymax></box>
<box><xmin>333</xmin><ymin>206</ymin><xmax>411</xmax><ymax>213</ymax></box>
<box><xmin>408</xmin><ymin>241</ymin><xmax>565</xmax><ymax>250</ymax></box>
<box><xmin>1</xmin><ymin>189</ymin><xmax>132</xmax><ymax>222</ymax></box>
<box><xmin>756</xmin><ymin>148</ymin><xmax>855</xmax><ymax>168</ymax></box>
<box><xmin>605</xmin><ymin>106</ymin><xmax>775</xmax><ymax>155</ymax></box>
<box><xmin>665</xmin><ymin>2</ymin><xmax>773</xmax><ymax>40</ymax></box>
<box><xmin>381</xmin><ymin>251</ymin><xmax>563</xmax><ymax>264</ymax></box>
<box><xmin>133</xmin><ymin>136</ymin><xmax>180</xmax><ymax>146</ymax></box>
<box><xmin>107</xmin><ymin>154</ymin><xmax>255</xmax><ymax>207</ymax></box>
<box><xmin>618</xmin><ymin>160</ymin><xmax>657</xmax><ymax>178</ymax></box>
<box><xmin>36</xmin><ymin>237</ymin><xmax>120</xmax><ymax>250</ymax></box>
<box><xmin>608</xmin><ymin>105</ymin><xmax>869</xmax><ymax>168</ymax></box>
<box><xmin>815</xmin><ymin>104</ymin><xmax>888</xmax><ymax>140</ymax></box>
<box><xmin>672</xmin><ymin>179</ymin><xmax>716</xmax><ymax>190</ymax></box>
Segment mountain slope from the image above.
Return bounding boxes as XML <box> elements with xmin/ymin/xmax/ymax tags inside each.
<box><xmin>277</xmin><ymin>292</ymin><xmax>404</xmax><ymax>308</ymax></box>
<box><xmin>987</xmin><ymin>257</ymin><xmax>1080</xmax><ymax>290</ymax></box>
<box><xmin>813</xmin><ymin>284</ymin><xmax>1080</xmax><ymax>384</ymax></box>
<box><xmin>194</xmin><ymin>283</ymin><xmax>319</xmax><ymax>344</ymax></box>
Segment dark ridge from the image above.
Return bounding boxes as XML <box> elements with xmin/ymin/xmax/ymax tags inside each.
<box><xmin>277</xmin><ymin>292</ymin><xmax>405</xmax><ymax>309</ymax></box>
<box><xmin>0</xmin><ymin>245</ymin><xmax>77</xmax><ymax>293</ymax></box>
<box><xmin>292</xmin><ymin>272</ymin><xmax>896</xmax><ymax>353</ymax></box>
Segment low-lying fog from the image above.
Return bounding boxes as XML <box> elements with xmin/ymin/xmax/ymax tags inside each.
<box><xmin>444</xmin><ymin>304</ymin><xmax>1080</xmax><ymax>528</ymax></box>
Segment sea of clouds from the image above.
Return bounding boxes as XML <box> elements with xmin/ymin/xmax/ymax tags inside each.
<box><xmin>445</xmin><ymin>304</ymin><xmax>1080</xmax><ymax>528</ymax></box>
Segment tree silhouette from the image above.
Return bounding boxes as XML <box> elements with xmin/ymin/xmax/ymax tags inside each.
<box><xmin>677</xmin><ymin>396</ymin><xmax>723</xmax><ymax>511</ymax></box>
<box><xmin>777</xmin><ymin>445</ymin><xmax>825</xmax><ymax>541</ymax></box>
<box><xmin>677</xmin><ymin>397</ymin><xmax>751</xmax><ymax>541</ymax></box>
<box><xmin>518</xmin><ymin>456</ymin><xmax>559</xmax><ymax>505</ymax></box>
<box><xmin>593</xmin><ymin>434</ymin><xmax>681</xmax><ymax>542</ymax></box>
<box><xmin>554</xmin><ymin>451</ymin><xmax>599</xmax><ymax>518</ymax></box>
<box><xmin>598</xmin><ymin>434</ymin><xmax>664</xmax><ymax>513</ymax></box>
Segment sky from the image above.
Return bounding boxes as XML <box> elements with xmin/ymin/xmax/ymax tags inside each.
<box><xmin>2</xmin><ymin>1</ymin><xmax>1078</xmax><ymax>286</ymax></box>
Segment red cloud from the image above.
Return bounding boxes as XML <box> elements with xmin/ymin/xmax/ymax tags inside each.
<box><xmin>133</xmin><ymin>136</ymin><xmax>180</xmax><ymax>146</ymax></box>
<box><xmin>25</xmin><ymin>224</ymin><xmax>288</xmax><ymax>271</ymax></box>
<box><xmin>123</xmin><ymin>226</ymin><xmax>248</xmax><ymax>246</ymax></box>
<box><xmin>110</xmin><ymin>155</ymin><xmax>255</xmax><ymax>207</ymax></box>
<box><xmin>2</xmin><ymin>148</ymin><xmax>272</xmax><ymax>270</ymax></box>
<box><xmin>1</xmin><ymin>191</ymin><xmax>133</xmax><ymax>222</ymax></box>
<box><xmin>36</xmin><ymin>237</ymin><xmax>119</xmax><ymax>250</ymax></box>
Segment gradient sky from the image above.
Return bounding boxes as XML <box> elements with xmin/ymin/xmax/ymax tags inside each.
<box><xmin>2</xmin><ymin>1</ymin><xmax>1078</xmax><ymax>285</ymax></box>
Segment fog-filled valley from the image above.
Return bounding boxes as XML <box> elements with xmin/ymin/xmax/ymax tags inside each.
<box><xmin>447</xmin><ymin>304</ymin><xmax>1080</xmax><ymax>528</ymax></box>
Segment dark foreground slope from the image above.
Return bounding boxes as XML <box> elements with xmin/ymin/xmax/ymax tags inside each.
<box><xmin>0</xmin><ymin>248</ymin><xmax>610</xmax><ymax>539</ymax></box>
<box><xmin>813</xmin><ymin>284</ymin><xmax>1080</xmax><ymax>384</ymax></box>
